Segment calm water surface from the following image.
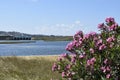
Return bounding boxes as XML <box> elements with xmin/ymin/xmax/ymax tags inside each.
<box><xmin>0</xmin><ymin>40</ymin><xmax>70</xmax><ymax>56</ymax></box>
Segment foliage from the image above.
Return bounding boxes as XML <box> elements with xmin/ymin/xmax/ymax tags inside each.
<box><xmin>32</xmin><ymin>35</ymin><xmax>73</xmax><ymax>41</ymax></box>
<box><xmin>52</xmin><ymin>17</ymin><xmax>120</xmax><ymax>80</ymax></box>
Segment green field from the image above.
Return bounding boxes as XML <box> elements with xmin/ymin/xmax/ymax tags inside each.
<box><xmin>32</xmin><ymin>35</ymin><xmax>73</xmax><ymax>41</ymax></box>
<box><xmin>0</xmin><ymin>56</ymin><xmax>62</xmax><ymax>80</ymax></box>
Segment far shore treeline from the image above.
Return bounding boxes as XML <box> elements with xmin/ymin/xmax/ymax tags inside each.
<box><xmin>0</xmin><ymin>31</ymin><xmax>73</xmax><ymax>41</ymax></box>
<box><xmin>32</xmin><ymin>35</ymin><xmax>72</xmax><ymax>41</ymax></box>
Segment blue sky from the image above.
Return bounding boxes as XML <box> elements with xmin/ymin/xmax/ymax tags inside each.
<box><xmin>0</xmin><ymin>0</ymin><xmax>120</xmax><ymax>36</ymax></box>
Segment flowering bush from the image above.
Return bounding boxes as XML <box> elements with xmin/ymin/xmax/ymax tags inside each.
<box><xmin>52</xmin><ymin>17</ymin><xmax>120</xmax><ymax>80</ymax></box>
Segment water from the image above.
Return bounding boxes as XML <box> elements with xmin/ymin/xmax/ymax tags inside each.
<box><xmin>0</xmin><ymin>40</ymin><xmax>70</xmax><ymax>56</ymax></box>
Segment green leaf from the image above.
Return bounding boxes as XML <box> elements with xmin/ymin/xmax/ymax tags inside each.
<box><xmin>101</xmin><ymin>77</ymin><xmax>106</xmax><ymax>80</ymax></box>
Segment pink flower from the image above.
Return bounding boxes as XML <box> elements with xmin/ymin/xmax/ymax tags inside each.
<box><xmin>106</xmin><ymin>36</ymin><xmax>115</xmax><ymax>47</ymax></box>
<box><xmin>87</xmin><ymin>60</ymin><xmax>91</xmax><ymax>66</ymax></box>
<box><xmin>75</xmin><ymin>30</ymin><xmax>83</xmax><ymax>36</ymax></box>
<box><xmin>90</xmin><ymin>48</ymin><xmax>94</xmax><ymax>54</ymax></box>
<box><xmin>58</xmin><ymin>56</ymin><xmax>63</xmax><ymax>61</ymax></box>
<box><xmin>111</xmin><ymin>35</ymin><xmax>115</xmax><ymax>41</ymax></box>
<box><xmin>105</xmin><ymin>17</ymin><xmax>115</xmax><ymax>23</ymax></box>
<box><xmin>106</xmin><ymin>37</ymin><xmax>113</xmax><ymax>43</ymax></box>
<box><xmin>66</xmin><ymin>40</ymin><xmax>82</xmax><ymax>51</ymax></box>
<box><xmin>84</xmin><ymin>34</ymin><xmax>90</xmax><ymax>39</ymax></box>
<box><xmin>66</xmin><ymin>64</ymin><xmax>71</xmax><ymax>70</ymax></box>
<box><xmin>103</xmin><ymin>69</ymin><xmax>106</xmax><ymax>73</ymax></box>
<box><xmin>93</xmin><ymin>37</ymin><xmax>98</xmax><ymax>42</ymax></box>
<box><xmin>96</xmin><ymin>39</ymin><xmax>102</xmax><ymax>46</ymax></box>
<box><xmin>109</xmin><ymin>43</ymin><xmax>114</xmax><ymax>48</ymax></box>
<box><xmin>73</xmin><ymin>30</ymin><xmax>83</xmax><ymax>40</ymax></box>
<box><xmin>71</xmin><ymin>56</ymin><xmax>76</xmax><ymax>64</ymax></box>
<box><xmin>61</xmin><ymin>53</ymin><xmax>68</xmax><ymax>58</ymax></box>
<box><xmin>78</xmin><ymin>41</ymin><xmax>82</xmax><ymax>46</ymax></box>
<box><xmin>101</xmin><ymin>66</ymin><xmax>111</xmax><ymax>73</ymax></box>
<box><xmin>106</xmin><ymin>74</ymin><xmax>111</xmax><ymax>79</ymax></box>
<box><xmin>98</xmin><ymin>23</ymin><xmax>104</xmax><ymax>29</ymax></box>
<box><xmin>79</xmin><ymin>55</ymin><xmax>84</xmax><ymax>59</ymax></box>
<box><xmin>91</xmin><ymin>57</ymin><xmax>96</xmax><ymax>63</ymax></box>
<box><xmin>52</xmin><ymin>63</ymin><xmax>58</xmax><ymax>71</ymax></box>
<box><xmin>100</xmin><ymin>66</ymin><xmax>106</xmax><ymax>73</ymax></box>
<box><xmin>62</xmin><ymin>72</ymin><xmax>66</xmax><ymax>78</ymax></box>
<box><xmin>66</xmin><ymin>41</ymin><xmax>74</xmax><ymax>51</ymax></box>
<box><xmin>89</xmin><ymin>32</ymin><xmax>97</xmax><ymax>37</ymax></box>
<box><xmin>71</xmin><ymin>54</ymin><xmax>76</xmax><ymax>64</ymax></box>
<box><xmin>104</xmin><ymin>59</ymin><xmax>108</xmax><ymax>64</ymax></box>
<box><xmin>66</xmin><ymin>71</ymin><xmax>72</xmax><ymax>77</ymax></box>
<box><xmin>106</xmin><ymin>66</ymin><xmax>110</xmax><ymax>72</ymax></box>
<box><xmin>79</xmin><ymin>37</ymin><xmax>83</xmax><ymax>41</ymax></box>
<box><xmin>109</xmin><ymin>23</ymin><xmax>118</xmax><ymax>31</ymax></box>
<box><xmin>87</xmin><ymin>57</ymin><xmax>96</xmax><ymax>66</ymax></box>
<box><xmin>99</xmin><ymin>44</ymin><xmax>106</xmax><ymax>50</ymax></box>
<box><xmin>73</xmin><ymin>40</ymin><xmax>82</xmax><ymax>47</ymax></box>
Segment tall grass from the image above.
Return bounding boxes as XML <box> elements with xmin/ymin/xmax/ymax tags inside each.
<box><xmin>0</xmin><ymin>56</ymin><xmax>61</xmax><ymax>80</ymax></box>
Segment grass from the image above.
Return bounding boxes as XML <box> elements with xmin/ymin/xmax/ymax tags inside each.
<box><xmin>0</xmin><ymin>56</ymin><xmax>62</xmax><ymax>80</ymax></box>
<box><xmin>32</xmin><ymin>36</ymin><xmax>72</xmax><ymax>41</ymax></box>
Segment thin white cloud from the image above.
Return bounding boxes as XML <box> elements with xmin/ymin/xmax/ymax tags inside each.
<box><xmin>74</xmin><ymin>20</ymin><xmax>83</xmax><ymax>26</ymax></box>
<box><xmin>0</xmin><ymin>20</ymin><xmax>98</xmax><ymax>36</ymax></box>
<box><xmin>75</xmin><ymin>20</ymin><xmax>81</xmax><ymax>24</ymax></box>
<box><xmin>33</xmin><ymin>21</ymin><xmax>84</xmax><ymax>36</ymax></box>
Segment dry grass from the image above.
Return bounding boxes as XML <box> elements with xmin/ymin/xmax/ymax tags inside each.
<box><xmin>17</xmin><ymin>55</ymin><xmax>58</xmax><ymax>61</ymax></box>
<box><xmin>0</xmin><ymin>56</ymin><xmax>62</xmax><ymax>80</ymax></box>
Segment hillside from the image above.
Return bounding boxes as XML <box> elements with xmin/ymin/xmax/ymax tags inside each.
<box><xmin>0</xmin><ymin>31</ymin><xmax>72</xmax><ymax>41</ymax></box>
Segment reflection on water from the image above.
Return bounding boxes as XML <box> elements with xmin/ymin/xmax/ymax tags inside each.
<box><xmin>0</xmin><ymin>40</ymin><xmax>70</xmax><ymax>56</ymax></box>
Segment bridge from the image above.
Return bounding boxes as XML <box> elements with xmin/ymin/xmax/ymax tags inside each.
<box><xmin>13</xmin><ymin>36</ymin><xmax>31</xmax><ymax>40</ymax></box>
<box><xmin>0</xmin><ymin>35</ymin><xmax>32</xmax><ymax>40</ymax></box>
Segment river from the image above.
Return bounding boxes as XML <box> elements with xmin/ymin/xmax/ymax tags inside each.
<box><xmin>0</xmin><ymin>40</ymin><xmax>70</xmax><ymax>56</ymax></box>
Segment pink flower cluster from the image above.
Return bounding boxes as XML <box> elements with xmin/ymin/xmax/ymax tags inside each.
<box><xmin>87</xmin><ymin>57</ymin><xmax>96</xmax><ymax>66</ymax></box>
<box><xmin>98</xmin><ymin>17</ymin><xmax>118</xmax><ymax>32</ymax></box>
<box><xmin>52</xmin><ymin>17</ymin><xmax>120</xmax><ymax>80</ymax></box>
<box><xmin>52</xmin><ymin>63</ymin><xmax>58</xmax><ymax>71</ymax></box>
<box><xmin>105</xmin><ymin>17</ymin><xmax>115</xmax><ymax>23</ymax></box>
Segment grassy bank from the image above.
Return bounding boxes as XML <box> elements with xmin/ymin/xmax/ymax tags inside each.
<box><xmin>32</xmin><ymin>35</ymin><xmax>73</xmax><ymax>41</ymax></box>
<box><xmin>0</xmin><ymin>56</ymin><xmax>62</xmax><ymax>80</ymax></box>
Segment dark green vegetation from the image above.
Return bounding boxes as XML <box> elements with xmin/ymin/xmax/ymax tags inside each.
<box><xmin>0</xmin><ymin>56</ymin><xmax>62</xmax><ymax>80</ymax></box>
<box><xmin>32</xmin><ymin>35</ymin><xmax>72</xmax><ymax>41</ymax></box>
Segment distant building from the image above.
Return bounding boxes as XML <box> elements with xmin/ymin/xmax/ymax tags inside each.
<box><xmin>0</xmin><ymin>31</ymin><xmax>33</xmax><ymax>40</ymax></box>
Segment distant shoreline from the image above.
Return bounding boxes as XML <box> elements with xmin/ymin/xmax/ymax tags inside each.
<box><xmin>0</xmin><ymin>31</ymin><xmax>73</xmax><ymax>41</ymax></box>
<box><xmin>0</xmin><ymin>40</ymin><xmax>36</xmax><ymax>44</ymax></box>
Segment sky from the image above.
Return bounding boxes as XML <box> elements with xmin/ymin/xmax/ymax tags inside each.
<box><xmin>0</xmin><ymin>0</ymin><xmax>120</xmax><ymax>36</ymax></box>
